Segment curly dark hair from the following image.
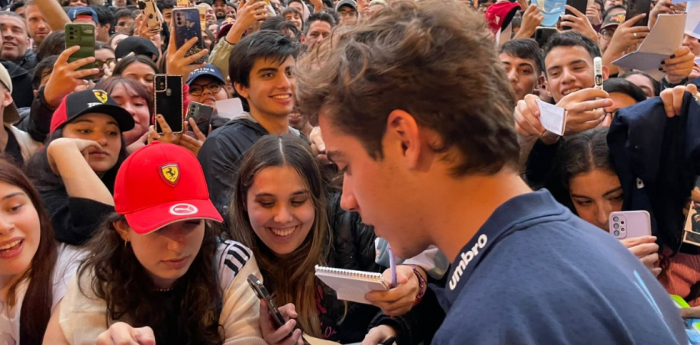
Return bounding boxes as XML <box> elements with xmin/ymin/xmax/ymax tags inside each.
<box><xmin>78</xmin><ymin>213</ymin><xmax>225</xmax><ymax>344</ymax></box>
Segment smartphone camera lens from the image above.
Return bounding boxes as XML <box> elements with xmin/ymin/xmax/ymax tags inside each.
<box><xmin>621</xmin><ymin>221</ymin><xmax>624</xmax><ymax>225</ymax></box>
<box><xmin>613</xmin><ymin>216</ymin><xmax>619</xmax><ymax>222</ymax></box>
<box><xmin>621</xmin><ymin>227</ymin><xmax>625</xmax><ymax>232</ymax></box>
<box><xmin>614</xmin><ymin>230</ymin><xmax>619</xmax><ymax>236</ymax></box>
<box><xmin>613</xmin><ymin>223</ymin><xmax>619</xmax><ymax>230</ymax></box>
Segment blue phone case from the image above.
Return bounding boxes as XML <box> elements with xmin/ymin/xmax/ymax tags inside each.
<box><xmin>173</xmin><ymin>8</ymin><xmax>204</xmax><ymax>64</ymax></box>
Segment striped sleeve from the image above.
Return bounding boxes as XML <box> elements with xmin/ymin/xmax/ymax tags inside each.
<box><xmin>217</xmin><ymin>239</ymin><xmax>253</xmax><ymax>289</ymax></box>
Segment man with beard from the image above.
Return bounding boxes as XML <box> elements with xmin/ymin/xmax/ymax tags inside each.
<box><xmin>212</xmin><ymin>0</ymin><xmax>228</xmax><ymax>20</ymax></box>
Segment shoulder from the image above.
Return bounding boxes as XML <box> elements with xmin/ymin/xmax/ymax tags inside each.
<box><xmin>52</xmin><ymin>244</ymin><xmax>89</xmax><ymax>309</ymax></box>
<box><xmin>216</xmin><ymin>239</ymin><xmax>254</xmax><ymax>287</ymax></box>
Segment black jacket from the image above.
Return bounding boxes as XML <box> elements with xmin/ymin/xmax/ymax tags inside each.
<box><xmin>15</xmin><ymin>86</ymin><xmax>53</xmax><ymax>143</ymax></box>
<box><xmin>1</xmin><ymin>60</ymin><xmax>33</xmax><ymax>109</ymax></box>
<box><xmin>198</xmin><ymin>115</ymin><xmax>304</xmax><ymax>216</ymax></box>
<box><xmin>314</xmin><ymin>191</ymin><xmax>444</xmax><ymax>344</ymax></box>
<box><xmin>608</xmin><ymin>93</ymin><xmax>700</xmax><ymax>253</ymax></box>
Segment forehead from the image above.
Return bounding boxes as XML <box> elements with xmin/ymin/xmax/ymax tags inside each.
<box><xmin>67</xmin><ymin>113</ymin><xmax>118</xmax><ymax>125</ymax></box>
<box><xmin>545</xmin><ymin>46</ymin><xmax>593</xmax><ymax>67</ymax></box>
<box><xmin>251</xmin><ymin>55</ymin><xmax>296</xmax><ymax>71</ymax></box>
<box><xmin>499</xmin><ymin>52</ymin><xmax>535</xmax><ymax>66</ymax></box>
<box><xmin>250</xmin><ymin>165</ymin><xmax>308</xmax><ymax>193</ymax></box>
<box><xmin>309</xmin><ymin>20</ymin><xmax>331</xmax><ymax>32</ymax></box>
<box><xmin>24</xmin><ymin>4</ymin><xmax>42</xmax><ymax>15</ymax></box>
<box><xmin>1</xmin><ymin>16</ymin><xmax>25</xmax><ymax>28</ymax></box>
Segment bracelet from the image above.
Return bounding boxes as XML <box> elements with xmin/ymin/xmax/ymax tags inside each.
<box><xmin>411</xmin><ymin>266</ymin><xmax>426</xmax><ymax>306</ymax></box>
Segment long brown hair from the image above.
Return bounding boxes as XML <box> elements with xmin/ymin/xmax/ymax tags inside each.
<box><xmin>229</xmin><ymin>135</ymin><xmax>330</xmax><ymax>337</ymax></box>
<box><xmin>96</xmin><ymin>77</ymin><xmax>154</xmax><ymax>117</ymax></box>
<box><xmin>0</xmin><ymin>157</ymin><xmax>58</xmax><ymax>345</ymax></box>
<box><xmin>78</xmin><ymin>214</ymin><xmax>223</xmax><ymax>344</ymax></box>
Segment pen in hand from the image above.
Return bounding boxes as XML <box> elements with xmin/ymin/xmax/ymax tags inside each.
<box><xmin>388</xmin><ymin>245</ymin><xmax>397</xmax><ymax>288</ymax></box>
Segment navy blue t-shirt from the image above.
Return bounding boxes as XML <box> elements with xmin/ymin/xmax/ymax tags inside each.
<box><xmin>433</xmin><ymin>190</ymin><xmax>687</xmax><ymax>345</ymax></box>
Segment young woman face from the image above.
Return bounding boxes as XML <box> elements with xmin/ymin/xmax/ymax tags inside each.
<box><xmin>121</xmin><ymin>62</ymin><xmax>156</xmax><ymax>94</ymax></box>
<box><xmin>569</xmin><ymin>168</ymin><xmax>624</xmax><ymax>231</ymax></box>
<box><xmin>62</xmin><ymin>113</ymin><xmax>123</xmax><ymax>174</ymax></box>
<box><xmin>109</xmin><ymin>83</ymin><xmax>151</xmax><ymax>145</ymax></box>
<box><xmin>246</xmin><ymin>165</ymin><xmax>315</xmax><ymax>256</ymax></box>
<box><xmin>118</xmin><ymin>220</ymin><xmax>205</xmax><ymax>289</ymax></box>
<box><xmin>0</xmin><ymin>181</ymin><xmax>40</xmax><ymax>290</ymax></box>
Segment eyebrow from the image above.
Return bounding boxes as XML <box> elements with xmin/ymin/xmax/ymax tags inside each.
<box><xmin>256</xmin><ymin>67</ymin><xmax>278</xmax><ymax>74</ymax></box>
<box><xmin>570</xmin><ymin>187</ymin><xmax>623</xmax><ymax>199</ymax></box>
<box><xmin>326</xmin><ymin>150</ymin><xmax>344</xmax><ymax>163</ymax></box>
<box><xmin>2</xmin><ymin>192</ymin><xmax>24</xmax><ymax>200</ymax></box>
<box><xmin>255</xmin><ymin>191</ymin><xmax>309</xmax><ymax>198</ymax></box>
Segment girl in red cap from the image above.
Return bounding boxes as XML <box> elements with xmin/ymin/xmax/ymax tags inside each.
<box><xmin>43</xmin><ymin>142</ymin><xmax>266</xmax><ymax>345</ymax></box>
<box><xmin>26</xmin><ymin>89</ymin><xmax>135</xmax><ymax>247</ymax></box>
<box><xmin>0</xmin><ymin>158</ymin><xmax>83</xmax><ymax>345</ymax></box>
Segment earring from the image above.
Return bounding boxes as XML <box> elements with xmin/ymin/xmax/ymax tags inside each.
<box><xmin>124</xmin><ymin>240</ymin><xmax>130</xmax><ymax>248</ymax></box>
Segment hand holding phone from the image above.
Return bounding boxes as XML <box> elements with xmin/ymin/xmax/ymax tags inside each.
<box><xmin>173</xmin><ymin>8</ymin><xmax>205</xmax><ymax>64</ymax></box>
<box><xmin>627</xmin><ymin>0</ymin><xmax>652</xmax><ymax>27</ymax></box>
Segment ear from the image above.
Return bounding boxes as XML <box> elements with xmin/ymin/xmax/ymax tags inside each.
<box><xmin>113</xmin><ymin>219</ymin><xmax>132</xmax><ymax>242</ymax></box>
<box><xmin>1</xmin><ymin>88</ymin><xmax>13</xmax><ymax>108</ymax></box>
<box><xmin>602</xmin><ymin>65</ymin><xmax>610</xmax><ymax>80</ymax></box>
<box><xmin>385</xmin><ymin>109</ymin><xmax>427</xmax><ymax>171</ymax></box>
<box><xmin>537</xmin><ymin>73</ymin><xmax>545</xmax><ymax>88</ymax></box>
<box><xmin>301</xmin><ymin>34</ymin><xmax>305</xmax><ymax>43</ymax></box>
<box><xmin>233</xmin><ymin>81</ymin><xmax>249</xmax><ymax>99</ymax></box>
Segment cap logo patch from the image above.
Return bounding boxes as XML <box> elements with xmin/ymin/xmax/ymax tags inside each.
<box><xmin>93</xmin><ymin>90</ymin><xmax>108</xmax><ymax>103</ymax></box>
<box><xmin>170</xmin><ymin>203</ymin><xmax>198</xmax><ymax>216</ymax></box>
<box><xmin>160</xmin><ymin>164</ymin><xmax>180</xmax><ymax>186</ymax></box>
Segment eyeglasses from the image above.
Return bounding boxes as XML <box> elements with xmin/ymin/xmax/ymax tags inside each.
<box><xmin>95</xmin><ymin>58</ymin><xmax>116</xmax><ymax>69</ymax></box>
<box><xmin>600</xmin><ymin>28</ymin><xmax>615</xmax><ymax>40</ymax></box>
<box><xmin>338</xmin><ymin>10</ymin><xmax>356</xmax><ymax>17</ymax></box>
<box><xmin>189</xmin><ymin>83</ymin><xmax>223</xmax><ymax>96</ymax></box>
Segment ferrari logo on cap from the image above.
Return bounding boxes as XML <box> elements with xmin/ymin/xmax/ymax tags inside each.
<box><xmin>160</xmin><ymin>164</ymin><xmax>180</xmax><ymax>186</ymax></box>
<box><xmin>93</xmin><ymin>90</ymin><xmax>108</xmax><ymax>104</ymax></box>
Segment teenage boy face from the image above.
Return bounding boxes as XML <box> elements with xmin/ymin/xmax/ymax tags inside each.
<box><xmin>499</xmin><ymin>52</ymin><xmax>540</xmax><ymax>101</ymax></box>
<box><xmin>235</xmin><ymin>56</ymin><xmax>296</xmax><ymax>119</ymax></box>
<box><xmin>320</xmin><ymin>112</ymin><xmax>430</xmax><ymax>260</ymax></box>
<box><xmin>544</xmin><ymin>46</ymin><xmax>595</xmax><ymax>103</ymax></box>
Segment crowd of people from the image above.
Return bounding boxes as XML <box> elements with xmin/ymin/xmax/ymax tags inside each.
<box><xmin>0</xmin><ymin>0</ymin><xmax>697</xmax><ymax>343</ymax></box>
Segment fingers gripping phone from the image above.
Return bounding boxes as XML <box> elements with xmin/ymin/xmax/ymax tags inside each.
<box><xmin>609</xmin><ymin>211</ymin><xmax>652</xmax><ymax>240</ymax></box>
<box><xmin>186</xmin><ymin>101</ymin><xmax>214</xmax><ymax>134</ymax></box>
<box><xmin>65</xmin><ymin>23</ymin><xmax>96</xmax><ymax>77</ymax></box>
<box><xmin>154</xmin><ymin>75</ymin><xmax>184</xmax><ymax>134</ymax></box>
<box><xmin>138</xmin><ymin>0</ymin><xmax>163</xmax><ymax>33</ymax></box>
<box><xmin>173</xmin><ymin>8</ymin><xmax>205</xmax><ymax>64</ymax></box>
<box><xmin>247</xmin><ymin>274</ymin><xmax>286</xmax><ymax>329</ymax></box>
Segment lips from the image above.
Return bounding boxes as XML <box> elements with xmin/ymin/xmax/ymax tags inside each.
<box><xmin>268</xmin><ymin>226</ymin><xmax>296</xmax><ymax>237</ymax></box>
<box><xmin>0</xmin><ymin>238</ymin><xmax>23</xmax><ymax>259</ymax></box>
<box><xmin>88</xmin><ymin>150</ymin><xmax>109</xmax><ymax>158</ymax></box>
<box><xmin>561</xmin><ymin>87</ymin><xmax>582</xmax><ymax>96</ymax></box>
<box><xmin>162</xmin><ymin>256</ymin><xmax>190</xmax><ymax>269</ymax></box>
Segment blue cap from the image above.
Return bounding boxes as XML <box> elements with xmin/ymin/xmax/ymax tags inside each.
<box><xmin>187</xmin><ymin>64</ymin><xmax>225</xmax><ymax>85</ymax></box>
<box><xmin>67</xmin><ymin>7</ymin><xmax>99</xmax><ymax>24</ymax></box>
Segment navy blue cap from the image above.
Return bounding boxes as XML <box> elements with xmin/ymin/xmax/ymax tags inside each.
<box><xmin>187</xmin><ymin>64</ymin><xmax>225</xmax><ymax>85</ymax></box>
<box><xmin>67</xmin><ymin>7</ymin><xmax>99</xmax><ymax>24</ymax></box>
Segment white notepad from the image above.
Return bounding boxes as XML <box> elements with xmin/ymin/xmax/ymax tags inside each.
<box><xmin>314</xmin><ymin>265</ymin><xmax>390</xmax><ymax>304</ymax></box>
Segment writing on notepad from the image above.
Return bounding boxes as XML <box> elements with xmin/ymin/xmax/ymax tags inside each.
<box><xmin>536</xmin><ymin>99</ymin><xmax>567</xmax><ymax>136</ymax></box>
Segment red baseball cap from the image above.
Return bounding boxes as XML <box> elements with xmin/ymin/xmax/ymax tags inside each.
<box><xmin>114</xmin><ymin>142</ymin><xmax>223</xmax><ymax>234</ymax></box>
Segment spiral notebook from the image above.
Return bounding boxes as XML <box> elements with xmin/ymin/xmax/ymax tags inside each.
<box><xmin>314</xmin><ymin>265</ymin><xmax>389</xmax><ymax>304</ymax></box>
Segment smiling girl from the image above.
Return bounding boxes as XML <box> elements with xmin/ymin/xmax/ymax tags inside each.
<box><xmin>0</xmin><ymin>158</ymin><xmax>83</xmax><ymax>345</ymax></box>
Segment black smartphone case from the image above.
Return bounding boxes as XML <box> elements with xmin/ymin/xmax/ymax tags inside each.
<box><xmin>626</xmin><ymin>0</ymin><xmax>651</xmax><ymax>26</ymax></box>
<box><xmin>154</xmin><ymin>75</ymin><xmax>184</xmax><ymax>134</ymax></box>
<box><xmin>173</xmin><ymin>8</ymin><xmax>205</xmax><ymax>64</ymax></box>
<box><xmin>186</xmin><ymin>102</ymin><xmax>214</xmax><ymax>134</ymax></box>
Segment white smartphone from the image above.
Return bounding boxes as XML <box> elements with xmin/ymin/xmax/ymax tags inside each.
<box><xmin>609</xmin><ymin>211</ymin><xmax>652</xmax><ymax>240</ymax></box>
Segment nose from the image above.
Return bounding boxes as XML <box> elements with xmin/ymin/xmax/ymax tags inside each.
<box><xmin>273</xmin><ymin>204</ymin><xmax>293</xmax><ymax>224</ymax></box>
<box><xmin>92</xmin><ymin>131</ymin><xmax>109</xmax><ymax>146</ymax></box>
<box><xmin>597</xmin><ymin>202</ymin><xmax>612</xmax><ymax>230</ymax></box>
<box><xmin>339</xmin><ymin>176</ymin><xmax>359</xmax><ymax>212</ymax></box>
<box><xmin>163</xmin><ymin>224</ymin><xmax>188</xmax><ymax>253</ymax></box>
<box><xmin>560</xmin><ymin>68</ymin><xmax>576</xmax><ymax>85</ymax></box>
<box><xmin>277</xmin><ymin>73</ymin><xmax>292</xmax><ymax>90</ymax></box>
<box><xmin>0</xmin><ymin>214</ymin><xmax>14</xmax><ymax>235</ymax></box>
<box><xmin>507</xmin><ymin>69</ymin><xmax>518</xmax><ymax>85</ymax></box>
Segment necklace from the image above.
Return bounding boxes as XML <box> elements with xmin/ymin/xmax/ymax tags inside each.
<box><xmin>155</xmin><ymin>287</ymin><xmax>173</xmax><ymax>292</ymax></box>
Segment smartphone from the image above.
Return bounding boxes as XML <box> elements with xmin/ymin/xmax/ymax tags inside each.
<box><xmin>65</xmin><ymin>23</ymin><xmax>96</xmax><ymax>77</ymax></box>
<box><xmin>154</xmin><ymin>75</ymin><xmax>184</xmax><ymax>134</ymax></box>
<box><xmin>186</xmin><ymin>101</ymin><xmax>214</xmax><ymax>134</ymax></box>
<box><xmin>626</xmin><ymin>0</ymin><xmax>652</xmax><ymax>27</ymax></box>
<box><xmin>173</xmin><ymin>8</ymin><xmax>205</xmax><ymax>64</ymax></box>
<box><xmin>138</xmin><ymin>0</ymin><xmax>163</xmax><ymax>33</ymax></box>
<box><xmin>565</xmin><ymin>0</ymin><xmax>588</xmax><ymax>17</ymax></box>
<box><xmin>247</xmin><ymin>275</ymin><xmax>286</xmax><ymax>328</ymax></box>
<box><xmin>535</xmin><ymin>26</ymin><xmax>557</xmax><ymax>48</ymax></box>
<box><xmin>594</xmin><ymin>57</ymin><xmax>603</xmax><ymax>90</ymax></box>
<box><xmin>609</xmin><ymin>211</ymin><xmax>652</xmax><ymax>240</ymax></box>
